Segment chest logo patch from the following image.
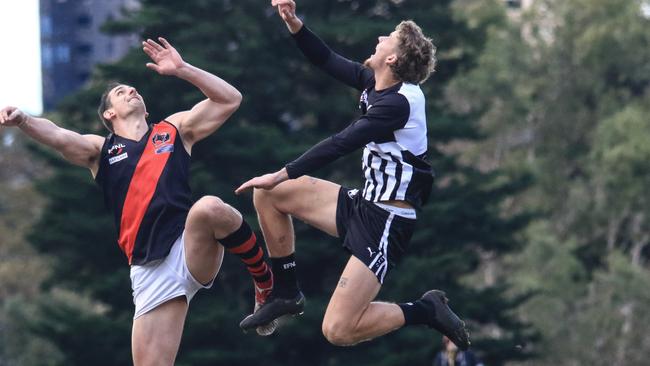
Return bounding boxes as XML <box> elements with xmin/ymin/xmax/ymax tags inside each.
<box><xmin>359</xmin><ymin>90</ymin><xmax>369</xmax><ymax>114</ymax></box>
<box><xmin>152</xmin><ymin>132</ymin><xmax>170</xmax><ymax>145</ymax></box>
<box><xmin>108</xmin><ymin>143</ymin><xmax>125</xmax><ymax>156</ymax></box>
<box><xmin>108</xmin><ymin>143</ymin><xmax>128</xmax><ymax>164</ymax></box>
<box><xmin>152</xmin><ymin>132</ymin><xmax>174</xmax><ymax>154</ymax></box>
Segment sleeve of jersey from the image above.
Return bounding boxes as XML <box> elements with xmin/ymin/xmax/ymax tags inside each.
<box><xmin>285</xmin><ymin>94</ymin><xmax>410</xmax><ymax>179</ymax></box>
<box><xmin>292</xmin><ymin>25</ymin><xmax>374</xmax><ymax>91</ymax></box>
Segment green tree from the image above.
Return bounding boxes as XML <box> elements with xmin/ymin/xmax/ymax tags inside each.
<box><xmin>0</xmin><ymin>131</ymin><xmax>62</xmax><ymax>365</ymax></box>
<box><xmin>448</xmin><ymin>0</ymin><xmax>650</xmax><ymax>364</ymax></box>
<box><xmin>589</xmin><ymin>103</ymin><xmax>650</xmax><ymax>266</ymax></box>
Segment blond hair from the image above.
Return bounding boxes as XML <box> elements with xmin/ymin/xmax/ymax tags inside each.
<box><xmin>390</xmin><ymin>20</ymin><xmax>437</xmax><ymax>84</ymax></box>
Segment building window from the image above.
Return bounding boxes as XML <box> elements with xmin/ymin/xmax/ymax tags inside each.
<box><xmin>77</xmin><ymin>43</ymin><xmax>93</xmax><ymax>55</ymax></box>
<box><xmin>55</xmin><ymin>44</ymin><xmax>71</xmax><ymax>63</ymax></box>
<box><xmin>42</xmin><ymin>45</ymin><xmax>54</xmax><ymax>68</ymax></box>
<box><xmin>77</xmin><ymin>14</ymin><xmax>92</xmax><ymax>26</ymax></box>
<box><xmin>78</xmin><ymin>72</ymin><xmax>90</xmax><ymax>83</ymax></box>
<box><xmin>41</xmin><ymin>16</ymin><xmax>53</xmax><ymax>37</ymax></box>
<box><xmin>505</xmin><ymin>0</ymin><xmax>521</xmax><ymax>8</ymax></box>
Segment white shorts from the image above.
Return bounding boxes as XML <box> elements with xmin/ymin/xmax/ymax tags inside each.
<box><xmin>130</xmin><ymin>232</ymin><xmax>213</xmax><ymax>319</ymax></box>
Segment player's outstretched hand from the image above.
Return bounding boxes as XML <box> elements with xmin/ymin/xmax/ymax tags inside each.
<box><xmin>142</xmin><ymin>37</ymin><xmax>186</xmax><ymax>76</ymax></box>
<box><xmin>271</xmin><ymin>0</ymin><xmax>303</xmax><ymax>34</ymax></box>
<box><xmin>235</xmin><ymin>169</ymin><xmax>289</xmax><ymax>195</ymax></box>
<box><xmin>0</xmin><ymin>106</ymin><xmax>27</xmax><ymax>127</ymax></box>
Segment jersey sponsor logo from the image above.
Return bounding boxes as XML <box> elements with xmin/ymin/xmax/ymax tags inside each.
<box><xmin>108</xmin><ymin>143</ymin><xmax>128</xmax><ymax>164</ymax></box>
<box><xmin>108</xmin><ymin>143</ymin><xmax>126</xmax><ymax>156</ymax></box>
<box><xmin>109</xmin><ymin>152</ymin><xmax>128</xmax><ymax>165</ymax></box>
<box><xmin>359</xmin><ymin>90</ymin><xmax>369</xmax><ymax>114</ymax></box>
<box><xmin>155</xmin><ymin>145</ymin><xmax>174</xmax><ymax>154</ymax></box>
<box><xmin>152</xmin><ymin>132</ymin><xmax>170</xmax><ymax>145</ymax></box>
<box><xmin>151</xmin><ymin>132</ymin><xmax>174</xmax><ymax>154</ymax></box>
<box><xmin>359</xmin><ymin>90</ymin><xmax>368</xmax><ymax>106</ymax></box>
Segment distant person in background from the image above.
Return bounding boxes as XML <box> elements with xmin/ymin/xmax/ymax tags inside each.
<box><xmin>433</xmin><ymin>336</ymin><xmax>484</xmax><ymax>366</ymax></box>
<box><xmin>235</xmin><ymin>0</ymin><xmax>469</xmax><ymax>350</ymax></box>
<box><xmin>0</xmin><ymin>37</ymin><xmax>274</xmax><ymax>365</ymax></box>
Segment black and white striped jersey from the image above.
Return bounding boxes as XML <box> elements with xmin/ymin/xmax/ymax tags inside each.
<box><xmin>284</xmin><ymin>26</ymin><xmax>434</xmax><ymax>209</ymax></box>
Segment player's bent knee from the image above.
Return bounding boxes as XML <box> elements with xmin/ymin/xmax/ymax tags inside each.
<box><xmin>194</xmin><ymin>195</ymin><xmax>224</xmax><ymax>209</ymax></box>
<box><xmin>322</xmin><ymin>319</ymin><xmax>357</xmax><ymax>346</ymax></box>
<box><xmin>194</xmin><ymin>196</ymin><xmax>224</xmax><ymax>215</ymax></box>
<box><xmin>193</xmin><ymin>196</ymin><xmax>239</xmax><ymax>223</ymax></box>
<box><xmin>253</xmin><ymin>186</ymin><xmax>290</xmax><ymax>213</ymax></box>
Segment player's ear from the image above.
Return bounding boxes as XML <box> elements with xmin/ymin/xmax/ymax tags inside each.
<box><xmin>103</xmin><ymin>109</ymin><xmax>115</xmax><ymax>120</ymax></box>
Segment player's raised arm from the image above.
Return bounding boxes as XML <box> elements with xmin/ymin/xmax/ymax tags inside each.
<box><xmin>1</xmin><ymin>106</ymin><xmax>104</xmax><ymax>175</ymax></box>
<box><xmin>271</xmin><ymin>0</ymin><xmax>374</xmax><ymax>91</ymax></box>
<box><xmin>142</xmin><ymin>37</ymin><xmax>242</xmax><ymax>147</ymax></box>
<box><xmin>272</xmin><ymin>0</ymin><xmax>303</xmax><ymax>34</ymax></box>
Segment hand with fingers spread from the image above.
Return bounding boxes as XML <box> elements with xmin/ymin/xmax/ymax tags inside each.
<box><xmin>142</xmin><ymin>37</ymin><xmax>186</xmax><ymax>76</ymax></box>
<box><xmin>271</xmin><ymin>0</ymin><xmax>303</xmax><ymax>34</ymax></box>
<box><xmin>235</xmin><ymin>168</ymin><xmax>289</xmax><ymax>195</ymax></box>
<box><xmin>0</xmin><ymin>106</ymin><xmax>28</xmax><ymax>128</ymax></box>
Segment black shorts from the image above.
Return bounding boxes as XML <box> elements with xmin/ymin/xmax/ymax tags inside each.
<box><xmin>335</xmin><ymin>187</ymin><xmax>417</xmax><ymax>284</ymax></box>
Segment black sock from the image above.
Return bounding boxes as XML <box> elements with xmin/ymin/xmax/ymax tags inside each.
<box><xmin>398</xmin><ymin>300</ymin><xmax>429</xmax><ymax>326</ymax></box>
<box><xmin>270</xmin><ymin>254</ymin><xmax>300</xmax><ymax>298</ymax></box>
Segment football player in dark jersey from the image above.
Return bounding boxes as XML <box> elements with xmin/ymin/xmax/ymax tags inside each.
<box><xmin>1</xmin><ymin>36</ymin><xmax>274</xmax><ymax>365</ymax></box>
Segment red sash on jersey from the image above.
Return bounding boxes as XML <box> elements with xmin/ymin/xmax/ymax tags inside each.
<box><xmin>118</xmin><ymin>123</ymin><xmax>177</xmax><ymax>264</ymax></box>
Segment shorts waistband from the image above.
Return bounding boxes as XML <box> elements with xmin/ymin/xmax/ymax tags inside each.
<box><xmin>373</xmin><ymin>202</ymin><xmax>417</xmax><ymax>219</ymax></box>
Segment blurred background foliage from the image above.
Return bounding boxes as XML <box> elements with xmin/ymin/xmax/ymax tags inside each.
<box><xmin>1</xmin><ymin>0</ymin><xmax>649</xmax><ymax>365</ymax></box>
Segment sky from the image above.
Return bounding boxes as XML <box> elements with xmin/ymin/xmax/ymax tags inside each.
<box><xmin>0</xmin><ymin>0</ymin><xmax>42</xmax><ymax>115</ymax></box>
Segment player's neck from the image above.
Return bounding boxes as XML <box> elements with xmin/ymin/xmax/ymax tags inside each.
<box><xmin>374</xmin><ymin>68</ymin><xmax>400</xmax><ymax>91</ymax></box>
<box><xmin>113</xmin><ymin>116</ymin><xmax>149</xmax><ymax>141</ymax></box>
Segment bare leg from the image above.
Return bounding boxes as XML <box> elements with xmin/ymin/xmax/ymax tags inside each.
<box><xmin>250</xmin><ymin>178</ymin><xmax>470</xmax><ymax>347</ymax></box>
<box><xmin>132</xmin><ymin>297</ymin><xmax>188</xmax><ymax>366</ymax></box>
<box><xmin>253</xmin><ymin>176</ymin><xmax>340</xmax><ymax>257</ymax></box>
<box><xmin>321</xmin><ymin>256</ymin><xmax>405</xmax><ymax>346</ymax></box>
<box><xmin>238</xmin><ymin>177</ymin><xmax>341</xmax><ymax>330</ymax></box>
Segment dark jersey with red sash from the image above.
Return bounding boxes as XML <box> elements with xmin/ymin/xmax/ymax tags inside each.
<box><xmin>95</xmin><ymin>121</ymin><xmax>192</xmax><ymax>265</ymax></box>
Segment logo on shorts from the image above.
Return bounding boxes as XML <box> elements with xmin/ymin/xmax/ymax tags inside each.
<box><xmin>347</xmin><ymin>189</ymin><xmax>359</xmax><ymax>199</ymax></box>
<box><xmin>367</xmin><ymin>247</ymin><xmax>376</xmax><ymax>257</ymax></box>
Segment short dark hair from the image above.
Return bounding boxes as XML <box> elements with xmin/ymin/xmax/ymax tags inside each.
<box><xmin>97</xmin><ymin>82</ymin><xmax>121</xmax><ymax>132</ymax></box>
<box><xmin>390</xmin><ymin>21</ymin><xmax>437</xmax><ymax>84</ymax></box>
